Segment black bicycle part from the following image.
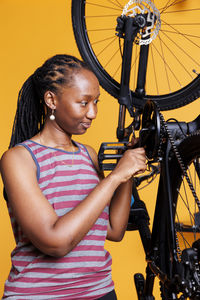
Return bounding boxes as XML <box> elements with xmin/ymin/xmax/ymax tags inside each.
<box><xmin>139</xmin><ymin>100</ymin><xmax>161</xmax><ymax>160</ymax></box>
<box><xmin>134</xmin><ymin>273</ymin><xmax>146</xmax><ymax>300</ymax></box>
<box><xmin>135</xmin><ymin>111</ymin><xmax>200</xmax><ymax>299</ymax></box>
<box><xmin>116</xmin><ymin>15</ymin><xmax>146</xmax><ymax>140</ymax></box>
<box><xmin>117</xmin><ymin>15</ymin><xmax>146</xmax><ymax>116</ymax></box>
<box><xmin>158</xmin><ymin>132</ymin><xmax>200</xmax><ymax>299</ymax></box>
<box><xmin>134</xmin><ymin>272</ymin><xmax>155</xmax><ymax>300</ymax></box>
<box><xmin>71</xmin><ymin>0</ymin><xmax>200</xmax><ymax>111</ymax></box>
<box><xmin>128</xmin><ymin>178</ymin><xmax>152</xmax><ymax>253</ymax></box>
<box><xmin>98</xmin><ymin>142</ymin><xmax>128</xmax><ymax>171</ymax></box>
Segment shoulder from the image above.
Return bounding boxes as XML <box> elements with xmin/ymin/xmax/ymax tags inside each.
<box><xmin>1</xmin><ymin>146</ymin><xmax>25</xmax><ymax>165</ymax></box>
<box><xmin>83</xmin><ymin>144</ymin><xmax>104</xmax><ymax>179</ymax></box>
<box><xmin>83</xmin><ymin>144</ymin><xmax>97</xmax><ymax>161</ymax></box>
<box><xmin>1</xmin><ymin>145</ymin><xmax>37</xmax><ymax>176</ymax></box>
<box><xmin>1</xmin><ymin>144</ymin><xmax>31</xmax><ymax>163</ymax></box>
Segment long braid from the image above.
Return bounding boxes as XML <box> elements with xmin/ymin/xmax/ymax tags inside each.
<box><xmin>9</xmin><ymin>54</ymin><xmax>91</xmax><ymax>148</ymax></box>
<box><xmin>9</xmin><ymin>75</ymin><xmax>45</xmax><ymax>148</ymax></box>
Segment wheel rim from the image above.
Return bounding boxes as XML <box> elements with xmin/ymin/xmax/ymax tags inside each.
<box><xmin>75</xmin><ymin>0</ymin><xmax>200</xmax><ymax>108</ymax></box>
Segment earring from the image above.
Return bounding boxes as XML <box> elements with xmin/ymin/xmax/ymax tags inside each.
<box><xmin>50</xmin><ymin>109</ymin><xmax>55</xmax><ymax>121</ymax></box>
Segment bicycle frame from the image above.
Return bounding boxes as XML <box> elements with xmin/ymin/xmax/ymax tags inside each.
<box><xmin>143</xmin><ymin>139</ymin><xmax>181</xmax><ymax>298</ymax></box>
<box><xmin>98</xmin><ymin>14</ymin><xmax>200</xmax><ymax>299</ymax></box>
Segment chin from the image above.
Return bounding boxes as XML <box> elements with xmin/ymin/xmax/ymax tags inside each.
<box><xmin>72</xmin><ymin>129</ymin><xmax>87</xmax><ymax>135</ymax></box>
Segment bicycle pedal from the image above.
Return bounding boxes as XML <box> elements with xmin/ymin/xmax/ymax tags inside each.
<box><xmin>98</xmin><ymin>142</ymin><xmax>128</xmax><ymax>170</ymax></box>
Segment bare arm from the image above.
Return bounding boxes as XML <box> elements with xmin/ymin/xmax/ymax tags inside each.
<box><xmin>0</xmin><ymin>144</ymin><xmax>145</xmax><ymax>257</ymax></box>
<box><xmin>107</xmin><ymin>179</ymin><xmax>132</xmax><ymax>241</ymax></box>
<box><xmin>86</xmin><ymin>145</ymin><xmax>146</xmax><ymax>242</ymax></box>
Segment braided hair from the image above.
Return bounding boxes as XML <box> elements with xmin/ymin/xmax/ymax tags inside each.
<box><xmin>9</xmin><ymin>54</ymin><xmax>92</xmax><ymax>148</ymax></box>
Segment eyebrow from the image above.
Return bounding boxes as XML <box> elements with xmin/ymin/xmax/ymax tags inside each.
<box><xmin>82</xmin><ymin>93</ymin><xmax>100</xmax><ymax>98</ymax></box>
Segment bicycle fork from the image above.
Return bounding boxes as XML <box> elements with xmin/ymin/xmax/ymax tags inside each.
<box><xmin>116</xmin><ymin>14</ymin><xmax>149</xmax><ymax>141</ymax></box>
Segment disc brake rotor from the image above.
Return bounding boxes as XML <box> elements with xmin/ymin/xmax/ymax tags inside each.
<box><xmin>122</xmin><ymin>0</ymin><xmax>161</xmax><ymax>45</ymax></box>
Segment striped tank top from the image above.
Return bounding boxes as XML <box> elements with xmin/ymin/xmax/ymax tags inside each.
<box><xmin>3</xmin><ymin>140</ymin><xmax>114</xmax><ymax>299</ymax></box>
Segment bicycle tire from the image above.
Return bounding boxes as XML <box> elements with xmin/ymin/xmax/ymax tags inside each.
<box><xmin>159</xmin><ymin>132</ymin><xmax>200</xmax><ymax>299</ymax></box>
<box><xmin>71</xmin><ymin>0</ymin><xmax>200</xmax><ymax>111</ymax></box>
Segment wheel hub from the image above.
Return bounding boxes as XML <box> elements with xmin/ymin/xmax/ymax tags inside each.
<box><xmin>122</xmin><ymin>0</ymin><xmax>161</xmax><ymax>45</ymax></box>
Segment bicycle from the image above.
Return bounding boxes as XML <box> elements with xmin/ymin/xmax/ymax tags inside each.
<box><xmin>71</xmin><ymin>1</ymin><xmax>200</xmax><ymax>299</ymax></box>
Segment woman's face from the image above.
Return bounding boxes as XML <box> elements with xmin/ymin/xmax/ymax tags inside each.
<box><xmin>53</xmin><ymin>69</ymin><xmax>100</xmax><ymax>136</ymax></box>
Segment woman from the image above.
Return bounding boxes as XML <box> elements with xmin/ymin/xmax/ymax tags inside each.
<box><xmin>0</xmin><ymin>54</ymin><xmax>146</xmax><ymax>299</ymax></box>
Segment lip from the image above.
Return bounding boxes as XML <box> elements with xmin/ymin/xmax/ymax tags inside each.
<box><xmin>81</xmin><ymin>122</ymin><xmax>92</xmax><ymax>129</ymax></box>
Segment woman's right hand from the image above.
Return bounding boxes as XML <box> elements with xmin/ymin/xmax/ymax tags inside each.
<box><xmin>111</xmin><ymin>147</ymin><xmax>147</xmax><ymax>183</ymax></box>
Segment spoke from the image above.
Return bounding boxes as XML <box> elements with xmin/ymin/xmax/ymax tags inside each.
<box><xmin>86</xmin><ymin>1</ymin><xmax>122</xmax><ymax>12</ymax></box>
<box><xmin>161</xmin><ymin>20</ymin><xmax>200</xmax><ymax>60</ymax></box>
<box><xmin>178</xmin><ymin>185</ymin><xmax>195</xmax><ymax>224</ymax></box>
<box><xmin>159</xmin><ymin>0</ymin><xmax>172</xmax><ymax>14</ymax></box>
<box><xmin>87</xmin><ymin>28</ymin><xmax>116</xmax><ymax>32</ymax></box>
<box><xmin>158</xmin><ymin>34</ymin><xmax>171</xmax><ymax>92</ymax></box>
<box><xmin>182</xmin><ymin>176</ymin><xmax>195</xmax><ymax>231</ymax></box>
<box><xmin>179</xmin><ymin>193</ymin><xmax>194</xmax><ymax>226</ymax></box>
<box><xmin>113</xmin><ymin>0</ymin><xmax>124</xmax><ymax>8</ymax></box>
<box><xmin>159</xmin><ymin>0</ymin><xmax>187</xmax><ymax>14</ymax></box>
<box><xmin>162</xmin><ymin>8</ymin><xmax>200</xmax><ymax>14</ymax></box>
<box><xmin>151</xmin><ymin>43</ymin><xmax>182</xmax><ymax>87</ymax></box>
<box><xmin>158</xmin><ymin>31</ymin><xmax>194</xmax><ymax>79</ymax></box>
<box><xmin>104</xmin><ymin>47</ymin><xmax>121</xmax><ymax>68</ymax></box>
<box><xmin>175</xmin><ymin>214</ymin><xmax>189</xmax><ymax>248</ymax></box>
<box><xmin>112</xmin><ymin>61</ymin><xmax>122</xmax><ymax>77</ymax></box>
<box><xmin>189</xmin><ymin>161</ymin><xmax>200</xmax><ymax>219</ymax></box>
<box><xmin>162</xmin><ymin>23</ymin><xmax>200</xmax><ymax>26</ymax></box>
<box><xmin>112</xmin><ymin>38</ymin><xmax>123</xmax><ymax>77</ymax></box>
<box><xmin>176</xmin><ymin>224</ymin><xmax>191</xmax><ymax>248</ymax></box>
<box><xmin>91</xmin><ymin>36</ymin><xmax>117</xmax><ymax>46</ymax></box>
<box><xmin>161</xmin><ymin>30</ymin><xmax>200</xmax><ymax>39</ymax></box>
<box><xmin>96</xmin><ymin>36</ymin><xmax>117</xmax><ymax>57</ymax></box>
<box><xmin>150</xmin><ymin>45</ymin><xmax>159</xmax><ymax>95</ymax></box>
<box><xmin>85</xmin><ymin>14</ymin><xmax>120</xmax><ymax>18</ymax></box>
<box><xmin>106</xmin><ymin>0</ymin><xmax>123</xmax><ymax>9</ymax></box>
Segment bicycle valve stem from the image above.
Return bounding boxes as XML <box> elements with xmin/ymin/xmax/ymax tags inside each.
<box><xmin>193</xmin><ymin>69</ymin><xmax>199</xmax><ymax>75</ymax></box>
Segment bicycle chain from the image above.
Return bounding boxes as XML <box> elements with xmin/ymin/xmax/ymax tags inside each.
<box><xmin>175</xmin><ymin>231</ymin><xmax>182</xmax><ymax>260</ymax></box>
<box><xmin>155</xmin><ymin>102</ymin><xmax>200</xmax><ymax>211</ymax></box>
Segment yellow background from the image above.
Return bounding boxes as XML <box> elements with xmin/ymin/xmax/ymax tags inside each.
<box><xmin>0</xmin><ymin>1</ymin><xmax>199</xmax><ymax>299</ymax></box>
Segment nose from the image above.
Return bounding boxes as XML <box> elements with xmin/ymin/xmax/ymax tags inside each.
<box><xmin>86</xmin><ymin>102</ymin><xmax>97</xmax><ymax>120</ymax></box>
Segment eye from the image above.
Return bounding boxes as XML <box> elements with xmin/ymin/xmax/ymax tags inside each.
<box><xmin>81</xmin><ymin>101</ymin><xmax>88</xmax><ymax>107</ymax></box>
<box><xmin>94</xmin><ymin>99</ymin><xmax>99</xmax><ymax>104</ymax></box>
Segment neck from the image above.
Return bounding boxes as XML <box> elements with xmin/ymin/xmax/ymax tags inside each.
<box><xmin>38</xmin><ymin>123</ymin><xmax>74</xmax><ymax>150</ymax></box>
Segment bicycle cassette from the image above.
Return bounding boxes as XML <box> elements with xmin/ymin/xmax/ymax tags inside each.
<box><xmin>139</xmin><ymin>100</ymin><xmax>161</xmax><ymax>159</ymax></box>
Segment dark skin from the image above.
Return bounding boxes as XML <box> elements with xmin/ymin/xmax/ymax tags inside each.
<box><xmin>0</xmin><ymin>69</ymin><xmax>146</xmax><ymax>257</ymax></box>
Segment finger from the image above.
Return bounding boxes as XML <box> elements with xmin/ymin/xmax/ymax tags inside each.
<box><xmin>129</xmin><ymin>148</ymin><xmax>146</xmax><ymax>155</ymax></box>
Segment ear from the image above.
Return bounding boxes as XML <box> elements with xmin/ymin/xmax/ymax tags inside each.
<box><xmin>44</xmin><ymin>91</ymin><xmax>57</xmax><ymax>110</ymax></box>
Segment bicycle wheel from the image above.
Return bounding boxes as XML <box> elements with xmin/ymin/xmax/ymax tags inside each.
<box><xmin>160</xmin><ymin>132</ymin><xmax>200</xmax><ymax>299</ymax></box>
<box><xmin>71</xmin><ymin>0</ymin><xmax>200</xmax><ymax>111</ymax></box>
